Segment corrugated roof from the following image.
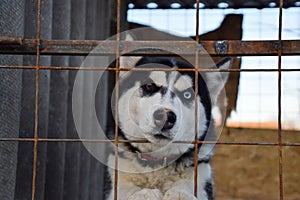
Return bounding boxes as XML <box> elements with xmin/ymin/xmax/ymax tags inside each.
<box><xmin>128</xmin><ymin>0</ymin><xmax>300</xmax><ymax>9</ymax></box>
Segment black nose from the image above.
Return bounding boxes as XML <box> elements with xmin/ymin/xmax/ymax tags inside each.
<box><xmin>153</xmin><ymin>109</ymin><xmax>176</xmax><ymax>130</ymax></box>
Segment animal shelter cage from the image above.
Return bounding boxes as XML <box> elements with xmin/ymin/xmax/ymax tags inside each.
<box><xmin>0</xmin><ymin>0</ymin><xmax>300</xmax><ymax>199</ymax></box>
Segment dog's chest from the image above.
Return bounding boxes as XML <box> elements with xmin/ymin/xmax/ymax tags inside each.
<box><xmin>119</xmin><ymin>165</ymin><xmax>193</xmax><ymax>192</ymax></box>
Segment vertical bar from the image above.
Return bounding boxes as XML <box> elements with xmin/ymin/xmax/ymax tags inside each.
<box><xmin>195</xmin><ymin>1</ymin><xmax>200</xmax><ymax>42</ymax></box>
<box><xmin>277</xmin><ymin>0</ymin><xmax>284</xmax><ymax>199</ymax></box>
<box><xmin>114</xmin><ymin>0</ymin><xmax>121</xmax><ymax>199</ymax></box>
<box><xmin>15</xmin><ymin>0</ymin><xmax>40</xmax><ymax>198</ymax></box>
<box><xmin>193</xmin><ymin>0</ymin><xmax>200</xmax><ymax>197</ymax></box>
<box><xmin>31</xmin><ymin>0</ymin><xmax>42</xmax><ymax>199</ymax></box>
<box><xmin>34</xmin><ymin>0</ymin><xmax>52</xmax><ymax>198</ymax></box>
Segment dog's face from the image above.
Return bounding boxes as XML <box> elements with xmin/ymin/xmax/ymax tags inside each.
<box><xmin>115</xmin><ymin>57</ymin><xmax>230</xmax><ymax>158</ymax></box>
<box><xmin>118</xmin><ymin>60</ymin><xmax>205</xmax><ymax>155</ymax></box>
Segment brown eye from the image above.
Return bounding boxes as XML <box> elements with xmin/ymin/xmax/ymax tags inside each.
<box><xmin>141</xmin><ymin>83</ymin><xmax>160</xmax><ymax>96</ymax></box>
<box><xmin>145</xmin><ymin>83</ymin><xmax>156</xmax><ymax>91</ymax></box>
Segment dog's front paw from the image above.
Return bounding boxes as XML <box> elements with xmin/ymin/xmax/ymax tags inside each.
<box><xmin>128</xmin><ymin>188</ymin><xmax>163</xmax><ymax>200</ymax></box>
<box><xmin>163</xmin><ymin>188</ymin><xmax>197</xmax><ymax>200</ymax></box>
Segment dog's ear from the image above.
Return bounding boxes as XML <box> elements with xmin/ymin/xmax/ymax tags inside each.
<box><xmin>119</xmin><ymin>33</ymin><xmax>141</xmax><ymax>77</ymax></box>
<box><xmin>203</xmin><ymin>58</ymin><xmax>231</xmax><ymax>105</ymax></box>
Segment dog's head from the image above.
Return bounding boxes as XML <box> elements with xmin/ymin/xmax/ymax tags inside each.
<box><xmin>115</xmin><ymin>58</ymin><xmax>230</xmax><ymax>157</ymax></box>
<box><xmin>114</xmin><ymin>35</ymin><xmax>231</xmax><ymax>159</ymax></box>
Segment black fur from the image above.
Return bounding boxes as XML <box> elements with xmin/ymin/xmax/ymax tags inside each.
<box><xmin>115</xmin><ymin>57</ymin><xmax>214</xmax><ymax>167</ymax></box>
<box><xmin>105</xmin><ymin>57</ymin><xmax>217</xmax><ymax>199</ymax></box>
<box><xmin>119</xmin><ymin>57</ymin><xmax>212</xmax><ymax>135</ymax></box>
<box><xmin>205</xmin><ymin>179</ymin><xmax>214</xmax><ymax>200</ymax></box>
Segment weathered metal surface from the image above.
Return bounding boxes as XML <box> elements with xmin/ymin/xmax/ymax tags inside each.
<box><xmin>214</xmin><ymin>40</ymin><xmax>228</xmax><ymax>54</ymax></box>
<box><xmin>0</xmin><ymin>137</ymin><xmax>299</xmax><ymax>147</ymax></box>
<box><xmin>0</xmin><ymin>39</ymin><xmax>299</xmax><ymax>56</ymax></box>
<box><xmin>0</xmin><ymin>36</ymin><xmax>23</xmax><ymax>45</ymax></box>
<box><xmin>1</xmin><ymin>65</ymin><xmax>300</xmax><ymax>72</ymax></box>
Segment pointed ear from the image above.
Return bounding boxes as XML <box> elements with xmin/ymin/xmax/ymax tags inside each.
<box><xmin>203</xmin><ymin>58</ymin><xmax>232</xmax><ymax>105</ymax></box>
<box><xmin>119</xmin><ymin>33</ymin><xmax>141</xmax><ymax>77</ymax></box>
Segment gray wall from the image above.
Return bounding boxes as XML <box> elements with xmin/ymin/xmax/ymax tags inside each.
<box><xmin>0</xmin><ymin>0</ymin><xmax>121</xmax><ymax>199</ymax></box>
<box><xmin>0</xmin><ymin>1</ymin><xmax>24</xmax><ymax>200</ymax></box>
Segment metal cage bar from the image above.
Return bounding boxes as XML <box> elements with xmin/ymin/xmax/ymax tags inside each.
<box><xmin>0</xmin><ymin>137</ymin><xmax>300</xmax><ymax>146</ymax></box>
<box><xmin>1</xmin><ymin>65</ymin><xmax>300</xmax><ymax>72</ymax></box>
<box><xmin>0</xmin><ymin>0</ymin><xmax>299</xmax><ymax>200</ymax></box>
<box><xmin>0</xmin><ymin>39</ymin><xmax>299</xmax><ymax>56</ymax></box>
<box><xmin>31</xmin><ymin>0</ymin><xmax>42</xmax><ymax>199</ymax></box>
<box><xmin>193</xmin><ymin>0</ymin><xmax>202</xmax><ymax>197</ymax></box>
<box><xmin>277</xmin><ymin>0</ymin><xmax>284</xmax><ymax>199</ymax></box>
<box><xmin>113</xmin><ymin>0</ymin><xmax>122</xmax><ymax>199</ymax></box>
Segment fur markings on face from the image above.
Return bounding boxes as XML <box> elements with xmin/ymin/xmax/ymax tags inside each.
<box><xmin>117</xmin><ymin>57</ymin><xmax>210</xmax><ymax>156</ymax></box>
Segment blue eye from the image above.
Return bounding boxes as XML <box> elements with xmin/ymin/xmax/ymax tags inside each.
<box><xmin>183</xmin><ymin>91</ymin><xmax>192</xmax><ymax>99</ymax></box>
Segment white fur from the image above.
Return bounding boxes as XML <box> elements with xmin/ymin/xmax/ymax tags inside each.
<box><xmin>118</xmin><ymin>71</ymin><xmax>207</xmax><ymax>157</ymax></box>
<box><xmin>106</xmin><ymin>154</ymin><xmax>211</xmax><ymax>200</ymax></box>
<box><xmin>107</xmin><ymin>43</ymin><xmax>230</xmax><ymax>199</ymax></box>
<box><xmin>149</xmin><ymin>71</ymin><xmax>167</xmax><ymax>87</ymax></box>
<box><xmin>203</xmin><ymin>60</ymin><xmax>231</xmax><ymax>105</ymax></box>
<box><xmin>174</xmin><ymin>75</ymin><xmax>193</xmax><ymax>91</ymax></box>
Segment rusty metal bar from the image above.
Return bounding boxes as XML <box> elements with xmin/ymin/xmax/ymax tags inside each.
<box><xmin>113</xmin><ymin>0</ymin><xmax>122</xmax><ymax>199</ymax></box>
<box><xmin>31</xmin><ymin>0</ymin><xmax>42</xmax><ymax>199</ymax></box>
<box><xmin>0</xmin><ymin>39</ymin><xmax>299</xmax><ymax>56</ymax></box>
<box><xmin>1</xmin><ymin>65</ymin><xmax>300</xmax><ymax>72</ymax></box>
<box><xmin>193</xmin><ymin>0</ymin><xmax>200</xmax><ymax>197</ymax></box>
<box><xmin>0</xmin><ymin>36</ymin><xmax>23</xmax><ymax>45</ymax></box>
<box><xmin>0</xmin><ymin>137</ymin><xmax>300</xmax><ymax>147</ymax></box>
<box><xmin>277</xmin><ymin>0</ymin><xmax>284</xmax><ymax>199</ymax></box>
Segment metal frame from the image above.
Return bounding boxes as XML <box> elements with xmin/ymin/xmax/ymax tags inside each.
<box><xmin>0</xmin><ymin>38</ymin><xmax>299</xmax><ymax>56</ymax></box>
<box><xmin>0</xmin><ymin>0</ymin><xmax>299</xmax><ymax>199</ymax></box>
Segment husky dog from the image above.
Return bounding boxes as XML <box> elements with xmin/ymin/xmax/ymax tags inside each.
<box><xmin>105</xmin><ymin>39</ymin><xmax>231</xmax><ymax>200</ymax></box>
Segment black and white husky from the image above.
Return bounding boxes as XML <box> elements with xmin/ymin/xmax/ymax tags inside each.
<box><xmin>105</xmin><ymin>37</ymin><xmax>231</xmax><ymax>200</ymax></box>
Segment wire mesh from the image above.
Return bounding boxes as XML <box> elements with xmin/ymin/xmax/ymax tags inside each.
<box><xmin>0</xmin><ymin>0</ymin><xmax>299</xmax><ymax>199</ymax></box>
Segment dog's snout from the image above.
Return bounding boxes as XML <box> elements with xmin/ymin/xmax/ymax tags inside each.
<box><xmin>153</xmin><ymin>109</ymin><xmax>165</xmax><ymax>122</ymax></box>
<box><xmin>153</xmin><ymin>109</ymin><xmax>176</xmax><ymax>130</ymax></box>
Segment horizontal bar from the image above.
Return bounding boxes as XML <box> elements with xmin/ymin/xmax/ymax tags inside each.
<box><xmin>1</xmin><ymin>65</ymin><xmax>300</xmax><ymax>72</ymax></box>
<box><xmin>0</xmin><ymin>137</ymin><xmax>299</xmax><ymax>146</ymax></box>
<box><xmin>0</xmin><ymin>39</ymin><xmax>299</xmax><ymax>56</ymax></box>
<box><xmin>0</xmin><ymin>36</ymin><xmax>23</xmax><ymax>45</ymax></box>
